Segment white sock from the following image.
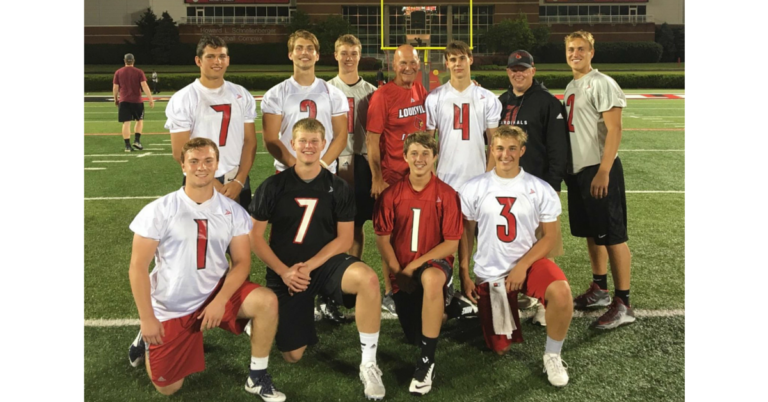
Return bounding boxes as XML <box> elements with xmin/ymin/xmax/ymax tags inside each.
<box><xmin>250</xmin><ymin>355</ymin><xmax>269</xmax><ymax>371</ymax></box>
<box><xmin>359</xmin><ymin>331</ymin><xmax>379</xmax><ymax>365</ymax></box>
<box><xmin>545</xmin><ymin>336</ymin><xmax>564</xmax><ymax>355</ymax></box>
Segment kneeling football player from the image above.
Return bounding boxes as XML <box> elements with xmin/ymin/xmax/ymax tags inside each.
<box><xmin>373</xmin><ymin>133</ymin><xmax>463</xmax><ymax>396</ymax></box>
<box><xmin>458</xmin><ymin>125</ymin><xmax>574</xmax><ymax>387</ymax></box>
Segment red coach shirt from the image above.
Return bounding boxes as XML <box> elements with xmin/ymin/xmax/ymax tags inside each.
<box><xmin>374</xmin><ymin>173</ymin><xmax>463</xmax><ymax>289</ymax></box>
<box><xmin>367</xmin><ymin>81</ymin><xmax>428</xmax><ymax>184</ymax></box>
<box><xmin>113</xmin><ymin>66</ymin><xmax>147</xmax><ymax>104</ymax></box>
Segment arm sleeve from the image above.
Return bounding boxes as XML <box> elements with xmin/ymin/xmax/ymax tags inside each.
<box><xmin>485</xmin><ymin>93</ymin><xmax>502</xmax><ymax>129</ymax></box>
<box><xmin>458</xmin><ymin>182</ymin><xmax>478</xmax><ymax>221</ymax></box>
<box><xmin>140</xmin><ymin>70</ymin><xmax>147</xmax><ymax>82</ymax></box>
<box><xmin>425</xmin><ymin>93</ymin><xmax>438</xmax><ymax>130</ymax></box>
<box><xmin>129</xmin><ymin>200</ymin><xmax>167</xmax><ymax>241</ymax></box>
<box><xmin>372</xmin><ymin>189</ymin><xmax>394</xmax><ymax>235</ymax></box>
<box><xmin>441</xmin><ymin>189</ymin><xmax>464</xmax><ymax>240</ymax></box>
<box><xmin>594</xmin><ymin>76</ymin><xmax>627</xmax><ymax>113</ymax></box>
<box><xmin>249</xmin><ymin>178</ymin><xmax>276</xmax><ymax>222</ymax></box>
<box><xmin>164</xmin><ymin>91</ymin><xmax>194</xmax><ymax>133</ymax></box>
<box><xmin>538</xmin><ymin>181</ymin><xmax>562</xmax><ymax>223</ymax></box>
<box><xmin>333</xmin><ymin>177</ymin><xmax>356</xmax><ymax>222</ymax></box>
<box><xmin>543</xmin><ymin>98</ymin><xmax>569</xmax><ymax>191</ymax></box>
<box><xmin>231</xmin><ymin>204</ymin><xmax>254</xmax><ymax>237</ymax></box>
<box><xmin>366</xmin><ymin>90</ymin><xmax>387</xmax><ymax>134</ymax></box>
<box><xmin>242</xmin><ymin>87</ymin><xmax>257</xmax><ymax>122</ymax></box>
<box><xmin>112</xmin><ymin>71</ymin><xmax>119</xmax><ymax>85</ymax></box>
<box><xmin>329</xmin><ymin>85</ymin><xmax>350</xmax><ymax>116</ymax></box>
<box><xmin>260</xmin><ymin>85</ymin><xmax>283</xmax><ymax>115</ymax></box>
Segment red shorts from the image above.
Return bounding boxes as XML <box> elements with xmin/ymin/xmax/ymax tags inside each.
<box><xmin>476</xmin><ymin>258</ymin><xmax>567</xmax><ymax>352</ymax></box>
<box><xmin>147</xmin><ymin>280</ymin><xmax>261</xmax><ymax>386</ymax></box>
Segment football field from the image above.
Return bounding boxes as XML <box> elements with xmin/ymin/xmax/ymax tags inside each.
<box><xmin>84</xmin><ymin>94</ymin><xmax>685</xmax><ymax>401</ymax></box>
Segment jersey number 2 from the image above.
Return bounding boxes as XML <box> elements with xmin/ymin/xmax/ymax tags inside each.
<box><xmin>211</xmin><ymin>104</ymin><xmax>232</xmax><ymax>146</ymax></box>
<box><xmin>454</xmin><ymin>104</ymin><xmax>470</xmax><ymax>140</ymax></box>
<box><xmin>194</xmin><ymin>219</ymin><xmax>208</xmax><ymax>269</ymax></box>
<box><xmin>294</xmin><ymin>198</ymin><xmax>318</xmax><ymax>243</ymax></box>
<box><xmin>565</xmin><ymin>94</ymin><xmax>576</xmax><ymax>133</ymax></box>
<box><xmin>496</xmin><ymin>197</ymin><xmax>517</xmax><ymax>243</ymax></box>
<box><xmin>301</xmin><ymin>100</ymin><xmax>318</xmax><ymax>119</ymax></box>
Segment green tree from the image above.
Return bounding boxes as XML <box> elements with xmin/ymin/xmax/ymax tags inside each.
<box><xmin>314</xmin><ymin>16</ymin><xmax>356</xmax><ymax>56</ymax></box>
<box><xmin>531</xmin><ymin>25</ymin><xmax>551</xmax><ymax>53</ymax></box>
<box><xmin>286</xmin><ymin>10</ymin><xmax>313</xmax><ymax>35</ymax></box>
<box><xmin>672</xmin><ymin>27</ymin><xmax>685</xmax><ymax>62</ymax></box>
<box><xmin>152</xmin><ymin>12</ymin><xmax>181</xmax><ymax>65</ymax></box>
<box><xmin>132</xmin><ymin>7</ymin><xmax>158</xmax><ymax>62</ymax></box>
<box><xmin>655</xmin><ymin>23</ymin><xmax>676</xmax><ymax>62</ymax></box>
<box><xmin>481</xmin><ymin>14</ymin><xmax>536</xmax><ymax>55</ymax></box>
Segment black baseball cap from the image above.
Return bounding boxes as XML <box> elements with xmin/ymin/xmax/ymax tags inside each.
<box><xmin>507</xmin><ymin>50</ymin><xmax>534</xmax><ymax>68</ymax></box>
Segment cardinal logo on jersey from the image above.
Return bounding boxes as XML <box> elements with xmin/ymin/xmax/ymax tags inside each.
<box><xmin>237</xmin><ymin>94</ymin><xmax>242</xmax><ymax>99</ymax></box>
<box><xmin>529</xmin><ymin>189</ymin><xmax>535</xmax><ymax>194</ymax></box>
<box><xmin>414</xmin><ymin>117</ymin><xmax>425</xmax><ymax>130</ymax></box>
<box><xmin>225</xmin><ymin>209</ymin><xmax>232</xmax><ymax>215</ymax></box>
<box><xmin>515</xmin><ymin>53</ymin><xmax>522</xmax><ymax>59</ymax></box>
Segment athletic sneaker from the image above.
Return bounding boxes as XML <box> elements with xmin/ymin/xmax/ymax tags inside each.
<box><xmin>531</xmin><ymin>303</ymin><xmax>547</xmax><ymax>327</ymax></box>
<box><xmin>518</xmin><ymin>293</ymin><xmax>539</xmax><ymax>310</ymax></box>
<box><xmin>244</xmin><ymin>319</ymin><xmax>252</xmax><ymax>337</ymax></box>
<box><xmin>446</xmin><ymin>293</ymin><xmax>478</xmax><ymax>320</ymax></box>
<box><xmin>382</xmin><ymin>291</ymin><xmax>397</xmax><ymax>316</ymax></box>
<box><xmin>128</xmin><ymin>330</ymin><xmax>145</xmax><ymax>368</ymax></box>
<box><xmin>593</xmin><ymin>297</ymin><xmax>636</xmax><ymax>330</ymax></box>
<box><xmin>125</xmin><ymin>145</ymin><xmax>134</xmax><ymax>153</ymax></box>
<box><xmin>573</xmin><ymin>282</ymin><xmax>612</xmax><ymax>310</ymax></box>
<box><xmin>245</xmin><ymin>372</ymin><xmax>286</xmax><ymax>402</ymax></box>
<box><xmin>409</xmin><ymin>362</ymin><xmax>435</xmax><ymax>396</ymax></box>
<box><xmin>542</xmin><ymin>353</ymin><xmax>569</xmax><ymax>387</ymax></box>
<box><xmin>359</xmin><ymin>361</ymin><xmax>386</xmax><ymax>400</ymax></box>
<box><xmin>132</xmin><ymin>141</ymin><xmax>143</xmax><ymax>150</ymax></box>
<box><xmin>317</xmin><ymin>295</ymin><xmax>348</xmax><ymax>324</ymax></box>
<box><xmin>314</xmin><ymin>305</ymin><xmax>323</xmax><ymax>322</ymax></box>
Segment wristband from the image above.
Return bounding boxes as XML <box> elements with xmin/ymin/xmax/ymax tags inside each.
<box><xmin>319</xmin><ymin>159</ymin><xmax>329</xmax><ymax>169</ymax></box>
<box><xmin>232</xmin><ymin>179</ymin><xmax>245</xmax><ymax>188</ymax></box>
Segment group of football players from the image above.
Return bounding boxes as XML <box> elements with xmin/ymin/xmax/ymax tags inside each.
<box><xmin>123</xmin><ymin>28</ymin><xmax>633</xmax><ymax>401</ymax></box>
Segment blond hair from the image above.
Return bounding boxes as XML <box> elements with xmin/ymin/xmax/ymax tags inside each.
<box><xmin>288</xmin><ymin>30</ymin><xmax>320</xmax><ymax>53</ymax></box>
<box><xmin>403</xmin><ymin>132</ymin><xmax>438</xmax><ymax>156</ymax></box>
<box><xmin>181</xmin><ymin>137</ymin><xmax>219</xmax><ymax>162</ymax></box>
<box><xmin>292</xmin><ymin>118</ymin><xmax>326</xmax><ymax>140</ymax></box>
<box><xmin>491</xmin><ymin>125</ymin><xmax>528</xmax><ymax>147</ymax></box>
<box><xmin>443</xmin><ymin>40</ymin><xmax>472</xmax><ymax>59</ymax></box>
<box><xmin>564</xmin><ymin>30</ymin><xmax>595</xmax><ymax>51</ymax></box>
<box><xmin>335</xmin><ymin>34</ymin><xmax>361</xmax><ymax>52</ymax></box>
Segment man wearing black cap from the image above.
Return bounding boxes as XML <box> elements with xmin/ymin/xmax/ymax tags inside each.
<box><xmin>113</xmin><ymin>53</ymin><xmax>154</xmax><ymax>152</ymax></box>
<box><xmin>498</xmin><ymin>50</ymin><xmax>569</xmax><ymax>325</ymax></box>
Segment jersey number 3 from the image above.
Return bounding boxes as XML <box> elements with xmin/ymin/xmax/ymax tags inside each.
<box><xmin>496</xmin><ymin>197</ymin><xmax>518</xmax><ymax>243</ymax></box>
<box><xmin>194</xmin><ymin>219</ymin><xmax>208</xmax><ymax>269</ymax></box>
<box><xmin>211</xmin><ymin>104</ymin><xmax>232</xmax><ymax>146</ymax></box>
<box><xmin>454</xmin><ymin>104</ymin><xmax>470</xmax><ymax>140</ymax></box>
<box><xmin>294</xmin><ymin>198</ymin><xmax>318</xmax><ymax>243</ymax></box>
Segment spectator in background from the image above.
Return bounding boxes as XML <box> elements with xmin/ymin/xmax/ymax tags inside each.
<box><xmin>113</xmin><ymin>53</ymin><xmax>154</xmax><ymax>152</ymax></box>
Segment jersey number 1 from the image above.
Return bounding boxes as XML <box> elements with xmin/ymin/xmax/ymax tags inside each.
<box><xmin>496</xmin><ymin>197</ymin><xmax>518</xmax><ymax>243</ymax></box>
<box><xmin>454</xmin><ymin>103</ymin><xmax>470</xmax><ymax>141</ymax></box>
<box><xmin>294</xmin><ymin>198</ymin><xmax>318</xmax><ymax>243</ymax></box>
<box><xmin>194</xmin><ymin>219</ymin><xmax>208</xmax><ymax>269</ymax></box>
<box><xmin>211</xmin><ymin>104</ymin><xmax>232</xmax><ymax>146</ymax></box>
<box><xmin>410</xmin><ymin>208</ymin><xmax>421</xmax><ymax>252</ymax></box>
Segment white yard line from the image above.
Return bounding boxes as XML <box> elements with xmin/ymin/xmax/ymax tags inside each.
<box><xmin>142</xmin><ymin>148</ymin><xmax>165</xmax><ymax>151</ymax></box>
<box><xmin>84</xmin><ymin>308</ymin><xmax>685</xmax><ymax>327</ymax></box>
<box><xmin>136</xmin><ymin>152</ymin><xmax>152</xmax><ymax>158</ymax></box>
<box><xmin>92</xmin><ymin>160</ymin><xmax>128</xmax><ymax>163</ymax></box>
<box><xmin>620</xmin><ymin>149</ymin><xmax>684</xmax><ymax>152</ymax></box>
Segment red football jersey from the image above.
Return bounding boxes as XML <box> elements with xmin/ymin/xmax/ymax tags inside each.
<box><xmin>366</xmin><ymin>81</ymin><xmax>428</xmax><ymax>184</ymax></box>
<box><xmin>374</xmin><ymin>174</ymin><xmax>463</xmax><ymax>283</ymax></box>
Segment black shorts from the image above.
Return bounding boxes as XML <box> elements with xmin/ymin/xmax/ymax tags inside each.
<box><xmin>391</xmin><ymin>259</ymin><xmax>453</xmax><ymax>344</ymax></box>
<box><xmin>181</xmin><ymin>174</ymin><xmax>252</xmax><ymax>212</ymax></box>
<box><xmin>354</xmin><ymin>154</ymin><xmax>375</xmax><ymax>226</ymax></box>
<box><xmin>266</xmin><ymin>253</ymin><xmax>360</xmax><ymax>352</ymax></box>
<box><xmin>565</xmin><ymin>157</ymin><xmax>628</xmax><ymax>246</ymax></box>
<box><xmin>118</xmin><ymin>102</ymin><xmax>144</xmax><ymax>122</ymax></box>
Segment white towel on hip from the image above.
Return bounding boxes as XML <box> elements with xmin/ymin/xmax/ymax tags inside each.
<box><xmin>489</xmin><ymin>277</ymin><xmax>516</xmax><ymax>339</ymax></box>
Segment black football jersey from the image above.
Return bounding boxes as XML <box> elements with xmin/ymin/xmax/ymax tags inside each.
<box><xmin>249</xmin><ymin>167</ymin><xmax>355</xmax><ymax>267</ymax></box>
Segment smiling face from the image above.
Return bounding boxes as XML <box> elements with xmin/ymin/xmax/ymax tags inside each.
<box><xmin>195</xmin><ymin>45</ymin><xmax>229</xmax><ymax>81</ymax></box>
<box><xmin>393</xmin><ymin>45</ymin><xmax>420</xmax><ymax>85</ymax></box>
<box><xmin>289</xmin><ymin>37</ymin><xmax>319</xmax><ymax>71</ymax></box>
<box><xmin>492</xmin><ymin>136</ymin><xmax>526</xmax><ymax>176</ymax></box>
<box><xmin>291</xmin><ymin>129</ymin><xmax>326</xmax><ymax>165</ymax></box>
<box><xmin>181</xmin><ymin>146</ymin><xmax>219</xmax><ymax>188</ymax></box>
<box><xmin>445</xmin><ymin>51</ymin><xmax>473</xmax><ymax>81</ymax></box>
<box><xmin>404</xmin><ymin>142</ymin><xmax>436</xmax><ymax>178</ymax></box>
<box><xmin>566</xmin><ymin>37</ymin><xmax>594</xmax><ymax>75</ymax></box>
<box><xmin>335</xmin><ymin>44</ymin><xmax>361</xmax><ymax>75</ymax></box>
<box><xmin>507</xmin><ymin>65</ymin><xmax>535</xmax><ymax>95</ymax></box>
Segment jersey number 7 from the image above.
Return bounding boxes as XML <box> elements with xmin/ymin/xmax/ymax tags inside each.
<box><xmin>211</xmin><ymin>104</ymin><xmax>232</xmax><ymax>146</ymax></box>
<box><xmin>496</xmin><ymin>197</ymin><xmax>517</xmax><ymax>243</ymax></box>
<box><xmin>294</xmin><ymin>198</ymin><xmax>319</xmax><ymax>243</ymax></box>
<box><xmin>565</xmin><ymin>94</ymin><xmax>576</xmax><ymax>133</ymax></box>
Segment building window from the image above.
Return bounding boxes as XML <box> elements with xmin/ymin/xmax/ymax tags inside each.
<box><xmin>185</xmin><ymin>5</ymin><xmax>290</xmax><ymax>24</ymax></box>
<box><xmin>342</xmin><ymin>6</ymin><xmax>381</xmax><ymax>56</ymax></box>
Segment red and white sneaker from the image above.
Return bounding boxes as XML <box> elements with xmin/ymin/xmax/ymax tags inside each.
<box><xmin>593</xmin><ymin>298</ymin><xmax>636</xmax><ymax>329</ymax></box>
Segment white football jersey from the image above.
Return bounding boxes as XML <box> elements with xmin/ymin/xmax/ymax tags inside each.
<box><xmin>129</xmin><ymin>188</ymin><xmax>252</xmax><ymax>321</ymax></box>
<box><xmin>327</xmin><ymin>76</ymin><xmax>377</xmax><ymax>156</ymax></box>
<box><xmin>261</xmin><ymin>76</ymin><xmax>349</xmax><ymax>172</ymax></box>
<box><xmin>165</xmin><ymin>79</ymin><xmax>256</xmax><ymax>177</ymax></box>
<box><xmin>564</xmin><ymin>69</ymin><xmax>626</xmax><ymax>173</ymax></box>
<box><xmin>459</xmin><ymin>168</ymin><xmax>561</xmax><ymax>284</ymax></box>
<box><xmin>425</xmin><ymin>82</ymin><xmax>502</xmax><ymax>190</ymax></box>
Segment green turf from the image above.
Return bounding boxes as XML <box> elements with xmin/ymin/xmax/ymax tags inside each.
<box><xmin>84</xmin><ymin>96</ymin><xmax>685</xmax><ymax>400</ymax></box>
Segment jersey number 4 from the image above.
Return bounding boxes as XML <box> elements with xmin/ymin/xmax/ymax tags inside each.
<box><xmin>210</xmin><ymin>104</ymin><xmax>232</xmax><ymax>146</ymax></box>
<box><xmin>565</xmin><ymin>94</ymin><xmax>576</xmax><ymax>132</ymax></box>
<box><xmin>294</xmin><ymin>198</ymin><xmax>319</xmax><ymax>243</ymax></box>
<box><xmin>301</xmin><ymin>100</ymin><xmax>318</xmax><ymax>119</ymax></box>
<box><xmin>496</xmin><ymin>197</ymin><xmax>518</xmax><ymax>243</ymax></box>
<box><xmin>194</xmin><ymin>219</ymin><xmax>209</xmax><ymax>269</ymax></box>
<box><xmin>454</xmin><ymin>103</ymin><xmax>470</xmax><ymax>140</ymax></box>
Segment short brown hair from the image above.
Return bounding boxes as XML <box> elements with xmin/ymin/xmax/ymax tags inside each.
<box><xmin>443</xmin><ymin>40</ymin><xmax>472</xmax><ymax>59</ymax></box>
<box><xmin>196</xmin><ymin>35</ymin><xmax>228</xmax><ymax>58</ymax></box>
<box><xmin>491</xmin><ymin>125</ymin><xmax>528</xmax><ymax>147</ymax></box>
<box><xmin>564</xmin><ymin>30</ymin><xmax>595</xmax><ymax>51</ymax></box>
<box><xmin>403</xmin><ymin>132</ymin><xmax>438</xmax><ymax>156</ymax></box>
<box><xmin>335</xmin><ymin>34</ymin><xmax>361</xmax><ymax>52</ymax></box>
<box><xmin>292</xmin><ymin>117</ymin><xmax>326</xmax><ymax>140</ymax></box>
<box><xmin>288</xmin><ymin>30</ymin><xmax>320</xmax><ymax>53</ymax></box>
<box><xmin>181</xmin><ymin>137</ymin><xmax>219</xmax><ymax>162</ymax></box>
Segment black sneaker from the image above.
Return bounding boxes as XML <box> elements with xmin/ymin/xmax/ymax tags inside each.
<box><xmin>245</xmin><ymin>372</ymin><xmax>286</xmax><ymax>402</ymax></box>
<box><xmin>128</xmin><ymin>330</ymin><xmax>145</xmax><ymax>368</ymax></box>
<box><xmin>409</xmin><ymin>362</ymin><xmax>435</xmax><ymax>395</ymax></box>
<box><xmin>317</xmin><ymin>295</ymin><xmax>348</xmax><ymax>324</ymax></box>
<box><xmin>445</xmin><ymin>293</ymin><xmax>478</xmax><ymax>320</ymax></box>
<box><xmin>125</xmin><ymin>145</ymin><xmax>134</xmax><ymax>153</ymax></box>
<box><xmin>132</xmin><ymin>141</ymin><xmax>143</xmax><ymax>150</ymax></box>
